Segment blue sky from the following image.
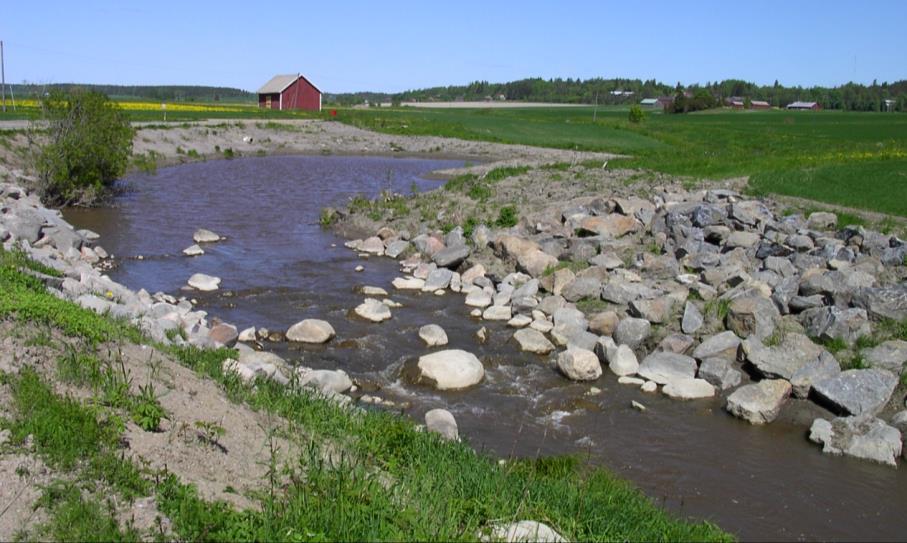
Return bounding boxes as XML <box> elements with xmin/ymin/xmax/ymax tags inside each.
<box><xmin>2</xmin><ymin>0</ymin><xmax>904</xmax><ymax>93</ymax></box>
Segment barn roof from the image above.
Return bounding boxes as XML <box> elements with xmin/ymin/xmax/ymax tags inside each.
<box><xmin>787</xmin><ymin>101</ymin><xmax>818</xmax><ymax>108</ymax></box>
<box><xmin>257</xmin><ymin>74</ymin><xmax>322</xmax><ymax>95</ymax></box>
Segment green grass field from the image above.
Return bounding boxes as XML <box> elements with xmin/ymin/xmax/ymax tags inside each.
<box><xmin>335</xmin><ymin>107</ymin><xmax>907</xmax><ymax>216</ymax></box>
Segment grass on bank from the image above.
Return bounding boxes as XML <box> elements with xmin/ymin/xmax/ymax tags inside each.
<box><xmin>336</xmin><ymin>107</ymin><xmax>907</xmax><ymax>217</ymax></box>
<box><xmin>0</xmin><ymin>244</ymin><xmax>731</xmax><ymax>541</ymax></box>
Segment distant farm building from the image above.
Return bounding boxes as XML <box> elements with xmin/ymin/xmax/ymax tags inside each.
<box><xmin>786</xmin><ymin>101</ymin><xmax>820</xmax><ymax>111</ymax></box>
<box><xmin>640</xmin><ymin>97</ymin><xmax>674</xmax><ymax>110</ymax></box>
<box><xmin>750</xmin><ymin>100</ymin><xmax>771</xmax><ymax>110</ymax></box>
<box><xmin>640</xmin><ymin>98</ymin><xmax>659</xmax><ymax>107</ymax></box>
<box><xmin>257</xmin><ymin>74</ymin><xmax>322</xmax><ymax>111</ymax></box>
<box><xmin>726</xmin><ymin>97</ymin><xmax>772</xmax><ymax>110</ymax></box>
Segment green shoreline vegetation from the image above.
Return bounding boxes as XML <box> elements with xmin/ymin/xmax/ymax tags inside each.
<box><xmin>0</xmin><ymin>245</ymin><xmax>730</xmax><ymax>541</ymax></box>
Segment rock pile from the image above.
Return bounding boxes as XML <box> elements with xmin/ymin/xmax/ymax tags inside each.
<box><xmin>345</xmin><ymin>183</ymin><xmax>907</xmax><ymax>467</ymax></box>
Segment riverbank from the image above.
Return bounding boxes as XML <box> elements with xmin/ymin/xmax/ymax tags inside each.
<box><xmin>0</xmin><ymin>168</ymin><xmax>729</xmax><ymax>538</ymax></box>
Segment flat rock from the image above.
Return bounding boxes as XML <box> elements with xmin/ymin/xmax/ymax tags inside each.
<box><xmin>419</xmin><ymin>324</ymin><xmax>449</xmax><ymax>347</ymax></box>
<box><xmin>663</xmin><ymin>378</ymin><xmax>716</xmax><ymax>400</ymax></box>
<box><xmin>742</xmin><ymin>333</ymin><xmax>823</xmax><ymax>380</ymax></box>
<box><xmin>557</xmin><ymin>348</ymin><xmax>603</xmax><ymax>381</ymax></box>
<box><xmin>512</xmin><ymin>328</ymin><xmax>556</xmax><ymax>354</ymax></box>
<box><xmin>809</xmin><ymin>416</ymin><xmax>902</xmax><ymax>467</ymax></box>
<box><xmin>359</xmin><ymin>236</ymin><xmax>385</xmax><ymax>255</ymax></box>
<box><xmin>692</xmin><ymin>331</ymin><xmax>741</xmax><ymax>361</ymax></box>
<box><xmin>801</xmin><ymin>306</ymin><xmax>871</xmax><ymax>344</ymax></box>
<box><xmin>286</xmin><ymin>319</ymin><xmax>335</xmax><ymax>343</ymax></box>
<box><xmin>812</xmin><ymin>368</ymin><xmax>897</xmax><ymax>416</ymax></box>
<box><xmin>392</xmin><ymin>277</ymin><xmax>425</xmax><ymax>290</ymax></box>
<box><xmin>384</xmin><ymin>240</ymin><xmax>410</xmax><ymax>259</ymax></box>
<box><xmin>361</xmin><ymin>285</ymin><xmax>388</xmax><ymax>296</ymax></box>
<box><xmin>725</xmin><ymin>380</ymin><xmax>792</xmax><ymax>425</ymax></box>
<box><xmin>465</xmin><ymin>289</ymin><xmax>493</xmax><ymax>308</ymax></box>
<box><xmin>192</xmin><ymin>228</ymin><xmax>221</xmax><ymax>243</ymax></box>
<box><xmin>187</xmin><ymin>273</ymin><xmax>220</xmax><ymax>291</ymax></box>
<box><xmin>355</xmin><ymin>298</ymin><xmax>392</xmax><ymax>322</ymax></box>
<box><xmin>423</xmin><ymin>268</ymin><xmax>454</xmax><ymax>291</ymax></box>
<box><xmin>416</xmin><ymin>349</ymin><xmax>484</xmax><ymax>390</ymax></box>
<box><xmin>637</xmin><ymin>352</ymin><xmax>697</xmax><ymax>385</ymax></box>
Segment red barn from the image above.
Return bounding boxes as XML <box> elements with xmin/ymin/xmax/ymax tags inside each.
<box><xmin>257</xmin><ymin>74</ymin><xmax>322</xmax><ymax>111</ymax></box>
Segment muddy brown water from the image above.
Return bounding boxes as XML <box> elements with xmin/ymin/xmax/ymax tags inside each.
<box><xmin>64</xmin><ymin>155</ymin><xmax>907</xmax><ymax>541</ymax></box>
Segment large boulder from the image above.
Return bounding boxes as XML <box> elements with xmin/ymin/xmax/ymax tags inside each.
<box><xmin>811</xmin><ymin>369</ymin><xmax>898</xmax><ymax>417</ymax></box>
<box><xmin>801</xmin><ymin>306</ymin><xmax>871</xmax><ymax>344</ymax></box>
<box><xmin>557</xmin><ymin>348</ymin><xmax>602</xmax><ymax>381</ymax></box>
<box><xmin>608</xmin><ymin>344</ymin><xmax>639</xmax><ymax>377</ymax></box>
<box><xmin>725</xmin><ymin>380</ymin><xmax>792</xmax><ymax>425</ymax></box>
<box><xmin>637</xmin><ymin>352</ymin><xmax>697</xmax><ymax>385</ymax></box>
<box><xmin>852</xmin><ymin>285</ymin><xmax>907</xmax><ymax>321</ymax></box>
<box><xmin>681</xmin><ymin>302</ymin><xmax>704</xmax><ymax>334</ymax></box>
<box><xmin>512</xmin><ymin>328</ymin><xmax>555</xmax><ymax>354</ymax></box>
<box><xmin>726</xmin><ymin>296</ymin><xmax>778</xmax><ymax>340</ymax></box>
<box><xmin>577</xmin><ymin>214</ymin><xmax>639</xmax><ymax>238</ymax></box>
<box><xmin>561</xmin><ymin>277</ymin><xmax>602</xmax><ymax>302</ymax></box>
<box><xmin>415</xmin><ymin>350</ymin><xmax>485</xmax><ymax>390</ymax></box>
<box><xmin>286</xmin><ymin>319</ymin><xmax>336</xmax><ymax>343</ymax></box>
<box><xmin>432</xmin><ymin>245</ymin><xmax>470</xmax><ymax>269</ymax></box>
<box><xmin>208</xmin><ymin>323</ymin><xmax>238</xmax><ymax>347</ymax></box>
<box><xmin>741</xmin><ymin>333</ymin><xmax>823</xmax><ymax>380</ymax></box>
<box><xmin>423</xmin><ymin>268</ymin><xmax>454</xmax><ymax>291</ymax></box>
<box><xmin>809</xmin><ymin>416</ymin><xmax>902</xmax><ymax>467</ymax></box>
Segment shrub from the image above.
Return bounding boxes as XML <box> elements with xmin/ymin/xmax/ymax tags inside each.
<box><xmin>628</xmin><ymin>105</ymin><xmax>645</xmax><ymax>123</ymax></box>
<box><xmin>35</xmin><ymin>90</ymin><xmax>134</xmax><ymax>205</ymax></box>
<box><xmin>495</xmin><ymin>205</ymin><xmax>518</xmax><ymax>228</ymax></box>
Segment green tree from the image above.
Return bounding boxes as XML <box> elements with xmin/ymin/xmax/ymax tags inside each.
<box><xmin>35</xmin><ymin>90</ymin><xmax>134</xmax><ymax>205</ymax></box>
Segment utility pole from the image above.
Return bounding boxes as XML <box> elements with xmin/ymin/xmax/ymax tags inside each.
<box><xmin>592</xmin><ymin>92</ymin><xmax>598</xmax><ymax>122</ymax></box>
<box><xmin>1</xmin><ymin>40</ymin><xmax>6</xmax><ymax>113</ymax></box>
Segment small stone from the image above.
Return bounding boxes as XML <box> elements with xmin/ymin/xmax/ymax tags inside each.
<box><xmin>193</xmin><ymin>228</ymin><xmax>221</xmax><ymax>243</ymax></box>
<box><xmin>618</xmin><ymin>376</ymin><xmax>645</xmax><ymax>385</ymax></box>
<box><xmin>183</xmin><ymin>244</ymin><xmax>204</xmax><ymax>256</ymax></box>
<box><xmin>641</xmin><ymin>381</ymin><xmax>658</xmax><ymax>393</ymax></box>
<box><xmin>631</xmin><ymin>400</ymin><xmax>647</xmax><ymax>412</ymax></box>
<box><xmin>355</xmin><ymin>265</ymin><xmax>364</xmax><ymax>272</ymax></box>
<box><xmin>355</xmin><ymin>298</ymin><xmax>392</xmax><ymax>322</ymax></box>
<box><xmin>425</xmin><ymin>408</ymin><xmax>458</xmax><ymax>441</ymax></box>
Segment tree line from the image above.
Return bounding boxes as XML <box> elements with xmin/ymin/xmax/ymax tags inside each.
<box><xmin>9</xmin><ymin>83</ymin><xmax>256</xmax><ymax>103</ymax></box>
<box><xmin>329</xmin><ymin>77</ymin><xmax>907</xmax><ymax>112</ymax></box>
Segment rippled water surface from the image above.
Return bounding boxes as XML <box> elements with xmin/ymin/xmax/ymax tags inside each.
<box><xmin>65</xmin><ymin>156</ymin><xmax>907</xmax><ymax>541</ymax></box>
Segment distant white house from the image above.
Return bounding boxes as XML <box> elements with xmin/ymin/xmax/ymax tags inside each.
<box><xmin>640</xmin><ymin>98</ymin><xmax>659</xmax><ymax>107</ymax></box>
<box><xmin>786</xmin><ymin>101</ymin><xmax>820</xmax><ymax>111</ymax></box>
<box><xmin>611</xmin><ymin>90</ymin><xmax>635</xmax><ymax>96</ymax></box>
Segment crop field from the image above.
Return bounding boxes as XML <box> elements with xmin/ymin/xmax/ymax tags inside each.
<box><xmin>336</xmin><ymin>107</ymin><xmax>907</xmax><ymax>216</ymax></box>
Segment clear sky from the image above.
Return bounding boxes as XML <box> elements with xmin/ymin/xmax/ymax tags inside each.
<box><xmin>2</xmin><ymin>0</ymin><xmax>904</xmax><ymax>93</ymax></box>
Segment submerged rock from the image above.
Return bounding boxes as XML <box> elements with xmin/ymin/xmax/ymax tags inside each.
<box><xmin>355</xmin><ymin>298</ymin><xmax>392</xmax><ymax>322</ymax></box>
<box><xmin>192</xmin><ymin>228</ymin><xmax>221</xmax><ymax>243</ymax></box>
